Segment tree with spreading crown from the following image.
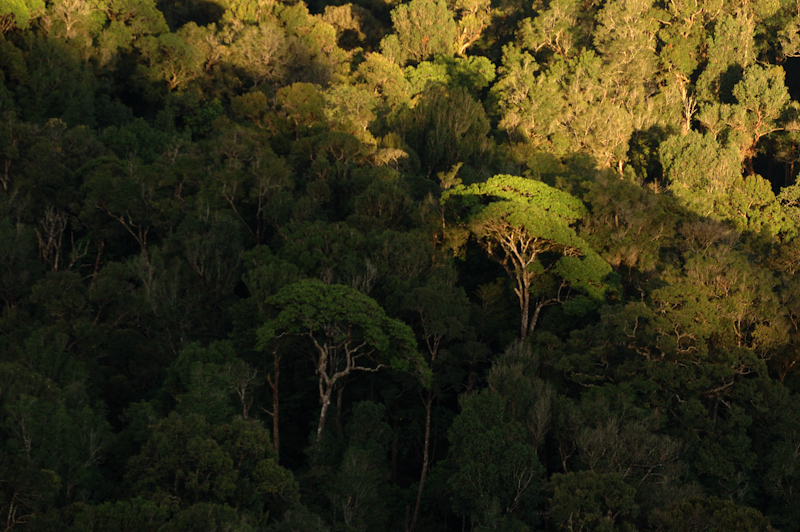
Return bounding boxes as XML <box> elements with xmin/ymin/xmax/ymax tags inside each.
<box><xmin>442</xmin><ymin>175</ymin><xmax>613</xmax><ymax>339</ymax></box>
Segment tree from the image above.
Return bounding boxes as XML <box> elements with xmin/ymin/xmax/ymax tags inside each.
<box><xmin>325</xmin><ymin>401</ymin><xmax>393</xmax><ymax>532</ymax></box>
<box><xmin>404</xmin><ymin>265</ymin><xmax>470</xmax><ymax>532</ymax></box>
<box><xmin>0</xmin><ymin>356</ymin><xmax>111</xmax><ymax>521</ymax></box>
<box><xmin>0</xmin><ymin>219</ymin><xmax>40</xmax><ymax>309</ymax></box>
<box><xmin>549</xmin><ymin>470</ymin><xmax>638</xmax><ymax>532</ymax></box>
<box><xmin>228</xmin><ymin>21</ymin><xmax>287</xmax><ymax>85</ymax></box>
<box><xmin>71</xmin><ymin>497</ymin><xmax>171</xmax><ymax>532</ymax></box>
<box><xmin>442</xmin><ymin>175</ymin><xmax>613</xmax><ymax>339</ymax></box>
<box><xmin>321</xmin><ymin>4</ymin><xmax>382</xmax><ymax>51</ymax></box>
<box><xmin>398</xmin><ymin>84</ymin><xmax>491</xmax><ymax>177</ymax></box>
<box><xmin>445</xmin><ymin>390</ymin><xmax>543</xmax><ymax>529</ymax></box>
<box><xmin>660</xmin><ymin>129</ymin><xmax>740</xmax><ymax>216</ymax></box>
<box><xmin>324</xmin><ymin>84</ymin><xmax>377</xmax><ymax>146</ymax></box>
<box><xmin>126</xmin><ymin>412</ymin><xmax>299</xmax><ymax>526</ymax></box>
<box><xmin>204</xmin><ymin>119</ymin><xmax>293</xmax><ymax>245</ymax></box>
<box><xmin>492</xmin><ymin>46</ymin><xmax>647</xmax><ymax>170</ymax></box>
<box><xmin>0</xmin><ymin>0</ymin><xmax>43</xmax><ymax>33</ymax></box>
<box><xmin>660</xmin><ymin>129</ymin><xmax>789</xmax><ymax>235</ymax></box>
<box><xmin>136</xmin><ymin>26</ymin><xmax>207</xmax><ymax>91</ymax></box>
<box><xmin>697</xmin><ymin>64</ymin><xmax>792</xmax><ymax>174</ymax></box>
<box><xmin>581</xmin><ymin>172</ymin><xmax>678</xmax><ymax>273</ymax></box>
<box><xmin>519</xmin><ymin>0</ymin><xmax>589</xmax><ymax>59</ymax></box>
<box><xmin>280</xmin><ymin>221</ymin><xmax>367</xmax><ymax>287</ymax></box>
<box><xmin>47</xmin><ymin>0</ymin><xmax>104</xmax><ymax>42</ymax></box>
<box><xmin>491</xmin><ymin>44</ymin><xmax>555</xmax><ymax>143</ymax></box>
<box><xmin>453</xmin><ymin>0</ymin><xmax>491</xmax><ymax>56</ymax></box>
<box><xmin>651</xmin><ymin>496</ymin><xmax>775</xmax><ymax>532</ymax></box>
<box><xmin>594</xmin><ymin>0</ymin><xmax>660</xmax><ymax>93</ymax></box>
<box><xmin>166</xmin><ymin>341</ymin><xmax>257</xmax><ymax>425</ymax></box>
<box><xmin>238</xmin><ymin>246</ymin><xmax>301</xmax><ymax>461</ymax></box>
<box><xmin>694</xmin><ymin>12</ymin><xmax>755</xmax><ymax>104</ymax></box>
<box><xmin>355</xmin><ymin>52</ymin><xmax>412</xmax><ymax>114</ymax></box>
<box><xmin>381</xmin><ymin>0</ymin><xmax>458</xmax><ymax>65</ymax></box>
<box><xmin>275</xmin><ymin>82</ymin><xmax>326</xmax><ymax>138</ymax></box>
<box><xmin>404</xmin><ymin>56</ymin><xmax>496</xmax><ymax>99</ymax></box>
<box><xmin>256</xmin><ymin>279</ymin><xmax>428</xmax><ymax>455</ymax></box>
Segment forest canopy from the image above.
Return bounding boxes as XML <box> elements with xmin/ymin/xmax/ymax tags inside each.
<box><xmin>3</xmin><ymin>0</ymin><xmax>800</xmax><ymax>530</ymax></box>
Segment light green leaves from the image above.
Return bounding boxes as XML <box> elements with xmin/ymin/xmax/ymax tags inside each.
<box><xmin>442</xmin><ymin>174</ymin><xmax>588</xmax><ymax>255</ymax></box>
<box><xmin>443</xmin><ymin>175</ymin><xmax>613</xmax><ymax>337</ymax></box>
<box><xmin>0</xmin><ymin>0</ymin><xmax>44</xmax><ymax>32</ymax></box>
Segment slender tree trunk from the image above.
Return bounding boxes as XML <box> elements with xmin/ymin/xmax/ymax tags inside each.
<box><xmin>267</xmin><ymin>352</ymin><xmax>281</xmax><ymax>462</ymax></box>
<box><xmin>515</xmin><ymin>267</ymin><xmax>533</xmax><ymax>340</ymax></box>
<box><xmin>520</xmin><ymin>296</ymin><xmax>529</xmax><ymax>339</ymax></box>
<box><xmin>92</xmin><ymin>240</ymin><xmax>105</xmax><ymax>279</ymax></box>
<box><xmin>316</xmin><ymin>385</ymin><xmax>334</xmax><ymax>459</ymax></box>
<box><xmin>528</xmin><ymin>300</ymin><xmax>545</xmax><ymax>338</ymax></box>
<box><xmin>335</xmin><ymin>380</ymin><xmax>346</xmax><ymax>437</ymax></box>
<box><xmin>410</xmin><ymin>392</ymin><xmax>433</xmax><ymax>532</ymax></box>
<box><xmin>518</xmin><ymin>275</ymin><xmax>532</xmax><ymax>340</ymax></box>
<box><xmin>391</xmin><ymin>401</ymin><xmax>399</xmax><ymax>483</ymax></box>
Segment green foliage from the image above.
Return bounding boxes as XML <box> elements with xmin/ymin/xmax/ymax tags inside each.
<box><xmin>277</xmin><ymin>82</ymin><xmax>326</xmax><ymax>137</ymax></box>
<box><xmin>582</xmin><ymin>173</ymin><xmax>679</xmax><ymax>272</ymax></box>
<box><xmin>519</xmin><ymin>0</ymin><xmax>590</xmax><ymax>59</ymax></box>
<box><xmin>446</xmin><ymin>390</ymin><xmax>543</xmax><ymax>528</ymax></box>
<box><xmin>324</xmin><ymin>84</ymin><xmax>377</xmax><ymax>146</ymax></box>
<box><xmin>71</xmin><ymin>497</ymin><xmax>172</xmax><ymax>532</ymax></box>
<box><xmin>257</xmin><ymin>278</ymin><xmax>429</xmax><ymax>456</ymax></box>
<box><xmin>487</xmin><ymin>340</ymin><xmax>553</xmax><ymax>449</ymax></box>
<box><xmin>325</xmin><ymin>401</ymin><xmax>392</xmax><ymax>531</ymax></box>
<box><xmin>228</xmin><ymin>21</ymin><xmax>288</xmax><ymax>86</ymax></box>
<box><xmin>549</xmin><ymin>470</ymin><xmax>638</xmax><ymax>532</ymax></box>
<box><xmin>493</xmin><ymin>44</ymin><xmax>651</xmax><ymax>168</ymax></box>
<box><xmin>660</xmin><ymin>130</ymin><xmax>742</xmax><ymax>218</ymax></box>
<box><xmin>3</xmin><ymin>0</ymin><xmax>800</xmax><ymax>528</ymax></box>
<box><xmin>398</xmin><ymin>84</ymin><xmax>491</xmax><ymax>177</ymax></box>
<box><xmin>491</xmin><ymin>44</ymin><xmax>548</xmax><ymax>142</ymax></box>
<box><xmin>280</xmin><ymin>221</ymin><xmax>366</xmax><ymax>284</ymax></box>
<box><xmin>651</xmin><ymin>496</ymin><xmax>775</xmax><ymax>532</ymax></box>
<box><xmin>593</xmin><ymin>0</ymin><xmax>660</xmax><ymax>87</ymax></box>
<box><xmin>158</xmin><ymin>503</ymin><xmax>254</xmax><ymax>532</ymax></box>
<box><xmin>0</xmin><ymin>0</ymin><xmax>44</xmax><ymax>32</ymax></box>
<box><xmin>381</xmin><ymin>0</ymin><xmax>457</xmax><ymax>65</ymax></box>
<box><xmin>258</xmin><ymin>279</ymin><xmax>425</xmax><ymax>378</ymax></box>
<box><xmin>167</xmin><ymin>341</ymin><xmax>256</xmax><ymax>424</ymax></box>
<box><xmin>136</xmin><ymin>27</ymin><xmax>205</xmax><ymax>92</ymax></box>
<box><xmin>695</xmin><ymin>13</ymin><xmax>755</xmax><ymax>103</ymax></box>
<box><xmin>127</xmin><ymin>413</ymin><xmax>299</xmax><ymax>522</ymax></box>
<box><xmin>405</xmin><ymin>55</ymin><xmax>496</xmax><ymax>97</ymax></box>
<box><xmin>355</xmin><ymin>52</ymin><xmax>412</xmax><ymax>113</ymax></box>
<box><xmin>443</xmin><ymin>174</ymin><xmax>613</xmax><ymax>337</ymax></box>
<box><xmin>697</xmin><ymin>64</ymin><xmax>792</xmax><ymax>169</ymax></box>
<box><xmin>0</xmin><ymin>218</ymin><xmax>40</xmax><ymax>307</ymax></box>
<box><xmin>0</xmin><ymin>356</ymin><xmax>112</xmax><ymax>522</ymax></box>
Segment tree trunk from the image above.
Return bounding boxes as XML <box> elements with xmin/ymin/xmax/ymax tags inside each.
<box><xmin>335</xmin><ymin>380</ymin><xmax>346</xmax><ymax>437</ymax></box>
<box><xmin>391</xmin><ymin>400</ymin><xmax>399</xmax><ymax>482</ymax></box>
<box><xmin>515</xmin><ymin>266</ymin><xmax>533</xmax><ymax>340</ymax></box>
<box><xmin>528</xmin><ymin>300</ymin><xmax>545</xmax><ymax>339</ymax></box>
<box><xmin>520</xmin><ymin>296</ymin><xmax>529</xmax><ymax>339</ymax></box>
<box><xmin>315</xmin><ymin>385</ymin><xmax>334</xmax><ymax>460</ymax></box>
<box><xmin>519</xmin><ymin>277</ymin><xmax>532</xmax><ymax>339</ymax></box>
<box><xmin>410</xmin><ymin>392</ymin><xmax>433</xmax><ymax>532</ymax></box>
<box><xmin>269</xmin><ymin>353</ymin><xmax>281</xmax><ymax>462</ymax></box>
<box><xmin>91</xmin><ymin>240</ymin><xmax>105</xmax><ymax>279</ymax></box>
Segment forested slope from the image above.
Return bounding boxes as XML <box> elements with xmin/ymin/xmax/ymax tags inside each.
<box><xmin>2</xmin><ymin>0</ymin><xmax>800</xmax><ymax>530</ymax></box>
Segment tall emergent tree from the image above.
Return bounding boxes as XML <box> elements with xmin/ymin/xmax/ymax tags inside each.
<box><xmin>442</xmin><ymin>175</ymin><xmax>612</xmax><ymax>339</ymax></box>
<box><xmin>257</xmin><ymin>279</ymin><xmax>428</xmax><ymax>455</ymax></box>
